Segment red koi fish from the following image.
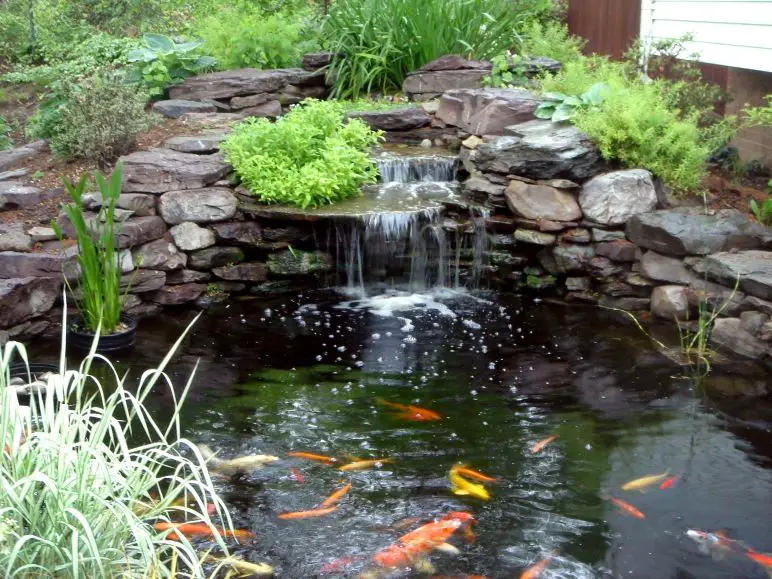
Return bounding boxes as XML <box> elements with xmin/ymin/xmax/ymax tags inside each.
<box><xmin>378</xmin><ymin>399</ymin><xmax>441</xmax><ymax>421</ymax></box>
<box><xmin>153</xmin><ymin>521</ymin><xmax>255</xmax><ymax>541</ymax></box>
<box><xmin>659</xmin><ymin>476</ymin><xmax>678</xmax><ymax>490</ymax></box>
<box><xmin>373</xmin><ymin>511</ymin><xmax>475</xmax><ymax>569</ymax></box>
<box><xmin>287</xmin><ymin>451</ymin><xmax>336</xmax><ymax>464</ymax></box>
<box><xmin>289</xmin><ymin>468</ymin><xmax>305</xmax><ymax>483</ymax></box>
<box><xmin>320</xmin><ymin>555</ymin><xmax>361</xmax><ymax>575</ymax></box>
<box><xmin>747</xmin><ymin>549</ymin><xmax>772</xmax><ymax>569</ymax></box>
<box><xmin>530</xmin><ymin>435</ymin><xmax>558</xmax><ymax>454</ymax></box>
<box><xmin>607</xmin><ymin>496</ymin><xmax>645</xmax><ymax>519</ymax></box>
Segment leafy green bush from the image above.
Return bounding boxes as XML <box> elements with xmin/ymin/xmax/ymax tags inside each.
<box><xmin>197</xmin><ymin>4</ymin><xmax>320</xmax><ymax>70</ymax></box>
<box><xmin>37</xmin><ymin>71</ymin><xmax>154</xmax><ymax>163</ymax></box>
<box><xmin>221</xmin><ymin>100</ymin><xmax>383</xmax><ymax>209</ymax></box>
<box><xmin>535</xmin><ymin>82</ymin><xmax>607</xmax><ymax>122</ymax></box>
<box><xmin>0</xmin><ymin>319</ymin><xmax>231</xmax><ymax>578</ymax></box>
<box><xmin>517</xmin><ymin>19</ymin><xmax>585</xmax><ymax>65</ymax></box>
<box><xmin>323</xmin><ymin>0</ymin><xmax>551</xmax><ymax>99</ymax></box>
<box><xmin>0</xmin><ymin>117</ymin><xmax>12</xmax><ymax>150</ymax></box>
<box><xmin>750</xmin><ymin>198</ymin><xmax>772</xmax><ymax>226</ymax></box>
<box><xmin>127</xmin><ymin>33</ymin><xmax>216</xmax><ymax>98</ymax></box>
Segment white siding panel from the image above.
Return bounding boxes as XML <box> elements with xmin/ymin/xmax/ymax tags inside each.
<box><xmin>653</xmin><ymin>2</ymin><xmax>772</xmax><ymax>25</ymax></box>
<box><xmin>652</xmin><ymin>21</ymin><xmax>772</xmax><ymax>49</ymax></box>
<box><xmin>648</xmin><ymin>37</ymin><xmax>772</xmax><ymax>71</ymax></box>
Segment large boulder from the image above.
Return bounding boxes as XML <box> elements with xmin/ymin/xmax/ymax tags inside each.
<box><xmin>578</xmin><ymin>169</ymin><xmax>657</xmax><ymax>225</ymax></box>
<box><xmin>158</xmin><ymin>188</ymin><xmax>237</xmax><ymax>225</ymax></box>
<box><xmin>345</xmin><ymin>108</ymin><xmax>431</xmax><ymax>131</ymax></box>
<box><xmin>702</xmin><ymin>250</ymin><xmax>772</xmax><ymax>300</ymax></box>
<box><xmin>626</xmin><ymin>208</ymin><xmax>772</xmax><ymax>257</ymax></box>
<box><xmin>152</xmin><ymin>100</ymin><xmax>217</xmax><ymax>119</ymax></box>
<box><xmin>505</xmin><ymin>180</ymin><xmax>581</xmax><ymax>222</ymax></box>
<box><xmin>169</xmin><ymin>222</ymin><xmax>216</xmax><ymax>251</ymax></box>
<box><xmin>168</xmin><ymin>68</ymin><xmax>323</xmax><ymax>101</ymax></box>
<box><xmin>132</xmin><ymin>239</ymin><xmax>187</xmax><ymax>271</ymax></box>
<box><xmin>639</xmin><ymin>251</ymin><xmax>696</xmax><ymax>285</ymax></box>
<box><xmin>0</xmin><ymin>277</ymin><xmax>61</xmax><ymax>327</ymax></box>
<box><xmin>0</xmin><ymin>182</ymin><xmax>45</xmax><ymax>209</ymax></box>
<box><xmin>475</xmin><ymin>120</ymin><xmax>601</xmax><ymax>181</ymax></box>
<box><xmin>436</xmin><ymin>88</ymin><xmax>540</xmax><ymax>136</ymax></box>
<box><xmin>650</xmin><ymin>285</ymin><xmax>690</xmax><ymax>320</ymax></box>
<box><xmin>120</xmin><ymin>149</ymin><xmax>230</xmax><ymax>194</ymax></box>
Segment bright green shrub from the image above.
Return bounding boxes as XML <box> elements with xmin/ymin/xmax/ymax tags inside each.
<box><xmin>221</xmin><ymin>100</ymin><xmax>382</xmax><ymax>209</ymax></box>
<box><xmin>517</xmin><ymin>20</ymin><xmax>585</xmax><ymax>65</ymax></box>
<box><xmin>197</xmin><ymin>5</ymin><xmax>321</xmax><ymax>70</ymax></box>
<box><xmin>323</xmin><ymin>0</ymin><xmax>551</xmax><ymax>99</ymax></box>
<box><xmin>0</xmin><ymin>117</ymin><xmax>12</xmax><ymax>150</ymax></box>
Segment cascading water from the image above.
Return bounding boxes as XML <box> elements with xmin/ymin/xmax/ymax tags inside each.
<box><xmin>334</xmin><ymin>147</ymin><xmax>488</xmax><ymax>295</ymax></box>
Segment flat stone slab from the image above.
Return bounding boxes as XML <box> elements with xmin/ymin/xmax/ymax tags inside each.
<box><xmin>475</xmin><ymin>120</ymin><xmax>601</xmax><ymax>181</ymax></box>
<box><xmin>514</xmin><ymin>229</ymin><xmax>556</xmax><ymax>245</ymax></box>
<box><xmin>626</xmin><ymin>208</ymin><xmax>772</xmax><ymax>257</ymax></box>
<box><xmin>404</xmin><ymin>69</ymin><xmax>489</xmax><ymax>98</ymax></box>
<box><xmin>0</xmin><ymin>277</ymin><xmax>61</xmax><ymax>327</ymax></box>
<box><xmin>0</xmin><ymin>140</ymin><xmax>47</xmax><ymax>172</ymax></box>
<box><xmin>640</xmin><ymin>250</ymin><xmax>696</xmax><ymax>285</ymax></box>
<box><xmin>0</xmin><ymin>250</ymin><xmax>76</xmax><ymax>279</ymax></box>
<box><xmin>711</xmin><ymin>317</ymin><xmax>770</xmax><ymax>360</ymax></box>
<box><xmin>164</xmin><ymin>134</ymin><xmax>227</xmax><ymax>154</ymax></box>
<box><xmin>703</xmin><ymin>250</ymin><xmax>772</xmax><ymax>300</ymax></box>
<box><xmin>115</xmin><ymin>216</ymin><xmax>167</xmax><ymax>249</ymax></box>
<box><xmin>120</xmin><ymin>148</ymin><xmax>230</xmax><ymax>194</ymax></box>
<box><xmin>436</xmin><ymin>88</ymin><xmax>540</xmax><ymax>136</ymax></box>
<box><xmin>345</xmin><ymin>108</ymin><xmax>431</xmax><ymax>131</ymax></box>
<box><xmin>168</xmin><ymin>68</ymin><xmax>323</xmax><ymax>101</ymax></box>
<box><xmin>152</xmin><ymin>100</ymin><xmax>217</xmax><ymax>119</ymax></box>
<box><xmin>0</xmin><ymin>182</ymin><xmax>44</xmax><ymax>208</ymax></box>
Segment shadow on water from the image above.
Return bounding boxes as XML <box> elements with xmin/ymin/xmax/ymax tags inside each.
<box><xmin>27</xmin><ymin>289</ymin><xmax>772</xmax><ymax>578</ymax></box>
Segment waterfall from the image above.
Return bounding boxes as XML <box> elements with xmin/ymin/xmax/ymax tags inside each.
<box><xmin>374</xmin><ymin>150</ymin><xmax>457</xmax><ymax>183</ymax></box>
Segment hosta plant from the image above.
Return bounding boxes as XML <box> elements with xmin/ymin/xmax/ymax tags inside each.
<box><xmin>535</xmin><ymin>82</ymin><xmax>608</xmax><ymax>122</ymax></box>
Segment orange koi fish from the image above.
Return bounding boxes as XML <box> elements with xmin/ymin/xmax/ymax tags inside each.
<box><xmin>287</xmin><ymin>451</ymin><xmax>336</xmax><ymax>464</ymax></box>
<box><xmin>379</xmin><ymin>399</ymin><xmax>442</xmax><ymax>421</ymax></box>
<box><xmin>339</xmin><ymin>458</ymin><xmax>391</xmax><ymax>472</ymax></box>
<box><xmin>319</xmin><ymin>483</ymin><xmax>352</xmax><ymax>508</ymax></box>
<box><xmin>530</xmin><ymin>435</ymin><xmax>558</xmax><ymax>454</ymax></box>
<box><xmin>289</xmin><ymin>468</ymin><xmax>305</xmax><ymax>483</ymax></box>
<box><xmin>747</xmin><ymin>549</ymin><xmax>772</xmax><ymax>567</ymax></box>
<box><xmin>659</xmin><ymin>476</ymin><xmax>678</xmax><ymax>490</ymax></box>
<box><xmin>278</xmin><ymin>506</ymin><xmax>338</xmax><ymax>520</ymax></box>
<box><xmin>520</xmin><ymin>556</ymin><xmax>552</xmax><ymax>579</ymax></box>
<box><xmin>607</xmin><ymin>496</ymin><xmax>645</xmax><ymax>519</ymax></box>
<box><xmin>372</xmin><ymin>511</ymin><xmax>475</xmax><ymax>569</ymax></box>
<box><xmin>454</xmin><ymin>464</ymin><xmax>497</xmax><ymax>483</ymax></box>
<box><xmin>320</xmin><ymin>555</ymin><xmax>361</xmax><ymax>575</ymax></box>
<box><xmin>153</xmin><ymin>521</ymin><xmax>255</xmax><ymax>541</ymax></box>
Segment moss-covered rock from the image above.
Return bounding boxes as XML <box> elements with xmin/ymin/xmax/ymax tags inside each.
<box><xmin>267</xmin><ymin>249</ymin><xmax>333</xmax><ymax>277</ymax></box>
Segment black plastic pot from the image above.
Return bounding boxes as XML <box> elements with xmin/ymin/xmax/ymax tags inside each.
<box><xmin>67</xmin><ymin>314</ymin><xmax>138</xmax><ymax>352</ymax></box>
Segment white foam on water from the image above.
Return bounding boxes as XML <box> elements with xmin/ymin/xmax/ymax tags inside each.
<box><xmin>334</xmin><ymin>289</ymin><xmax>463</xmax><ymax>319</ymax></box>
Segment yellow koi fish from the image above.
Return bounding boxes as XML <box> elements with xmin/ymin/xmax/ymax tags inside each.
<box><xmin>212</xmin><ymin>555</ymin><xmax>273</xmax><ymax>577</ymax></box>
<box><xmin>622</xmin><ymin>471</ymin><xmax>669</xmax><ymax>492</ymax></box>
<box><xmin>449</xmin><ymin>466</ymin><xmax>490</xmax><ymax>501</ymax></box>
<box><xmin>338</xmin><ymin>458</ymin><xmax>391</xmax><ymax>472</ymax></box>
<box><xmin>198</xmin><ymin>444</ymin><xmax>280</xmax><ymax>477</ymax></box>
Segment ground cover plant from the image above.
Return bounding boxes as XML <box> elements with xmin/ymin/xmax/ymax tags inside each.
<box><xmin>221</xmin><ymin>99</ymin><xmax>382</xmax><ymax>209</ymax></box>
<box><xmin>0</xmin><ymin>314</ymin><xmax>231</xmax><ymax>578</ymax></box>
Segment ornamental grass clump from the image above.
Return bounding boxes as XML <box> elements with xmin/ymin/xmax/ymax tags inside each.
<box><xmin>54</xmin><ymin>163</ymin><xmax>125</xmax><ymax>335</ymax></box>
<box><xmin>0</xmin><ymin>313</ymin><xmax>231</xmax><ymax>578</ymax></box>
<box><xmin>221</xmin><ymin>99</ymin><xmax>382</xmax><ymax>209</ymax></box>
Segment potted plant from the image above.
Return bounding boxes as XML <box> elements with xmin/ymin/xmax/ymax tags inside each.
<box><xmin>55</xmin><ymin>162</ymin><xmax>137</xmax><ymax>352</ymax></box>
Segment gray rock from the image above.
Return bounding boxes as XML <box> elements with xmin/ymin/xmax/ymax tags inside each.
<box><xmin>596</xmin><ymin>240</ymin><xmax>637</xmax><ymax>262</ymax></box>
<box><xmin>7</xmin><ymin>319</ymin><xmax>49</xmax><ymax>340</ymax></box>
<box><xmin>626</xmin><ymin>272</ymin><xmax>655</xmax><ymax>287</ymax></box>
<box><xmin>599</xmin><ymin>280</ymin><xmax>650</xmax><ymax>297</ymax></box>
<box><xmin>302</xmin><ymin>52</ymin><xmax>334</xmax><ymax>70</ymax></box>
<box><xmin>566</xmin><ymin>277</ymin><xmax>591</xmax><ymax>291</ymax></box>
<box><xmin>404</xmin><ymin>70</ymin><xmax>489</xmax><ymax>98</ymax></box>
<box><xmin>687</xmin><ymin>278</ymin><xmax>745</xmax><ymax>317</ymax></box>
<box><xmin>476</xmin><ymin>120</ymin><xmax>601</xmax><ymax>181</ymax></box>
<box><xmin>418</xmin><ymin>55</ymin><xmax>492</xmax><ymax>72</ymax></box>
<box><xmin>165</xmin><ymin>269</ymin><xmax>211</xmax><ymax>284</ymax></box>
<box><xmin>240</xmin><ymin>100</ymin><xmax>282</xmax><ymax>118</ymax></box>
<box><xmin>651</xmin><ymin>285</ymin><xmax>690</xmax><ymax>320</ymax></box>
<box><xmin>598</xmin><ymin>296</ymin><xmax>651</xmax><ymax>311</ymax></box>
<box><xmin>267</xmin><ymin>249</ymin><xmax>333</xmax><ymax>276</ymax></box>
<box><xmin>626</xmin><ymin>208</ymin><xmax>772</xmax><ymax>257</ymax></box>
<box><xmin>711</xmin><ymin>318</ymin><xmax>770</xmax><ymax>360</ymax></box>
<box><xmin>740</xmin><ymin>311</ymin><xmax>769</xmax><ymax>336</ymax></box>
<box><xmin>121</xmin><ymin>269</ymin><xmax>166</xmax><ymax>293</ymax></box>
<box><xmin>702</xmin><ymin>250</ymin><xmax>772</xmax><ymax>300</ymax></box>
<box><xmin>559</xmin><ymin>228</ymin><xmax>591</xmax><ymax>244</ymax></box>
<box><xmin>0</xmin><ymin>250</ymin><xmax>75</xmax><ymax>279</ymax></box>
<box><xmin>81</xmin><ymin>193</ymin><xmax>157</xmax><ymax>216</ymax></box>
<box><xmin>115</xmin><ymin>216</ymin><xmax>167</xmax><ymax>249</ymax></box>
<box><xmin>27</xmin><ymin>226</ymin><xmax>57</xmax><ymax>243</ymax></box>
<box><xmin>552</xmin><ymin>245</ymin><xmax>595</xmax><ymax>274</ymax></box>
<box><xmin>640</xmin><ymin>251</ymin><xmax>696</xmax><ymax>284</ymax></box>
<box><xmin>540</xmin><ymin>178</ymin><xmax>580</xmax><ymax>191</ymax></box>
<box><xmin>0</xmin><ymin>277</ymin><xmax>61</xmax><ymax>327</ymax></box>
<box><xmin>164</xmin><ymin>134</ymin><xmax>227</xmax><ymax>154</ymax></box>
<box><xmin>0</xmin><ymin>182</ymin><xmax>44</xmax><ymax>208</ymax></box>
<box><xmin>0</xmin><ymin>224</ymin><xmax>33</xmax><ymax>251</ymax></box>
<box><xmin>588</xmin><ymin>256</ymin><xmax>625</xmax><ymax>279</ymax></box>
<box><xmin>212</xmin><ymin>262</ymin><xmax>267</xmax><ymax>282</ymax></box>
<box><xmin>0</xmin><ymin>168</ymin><xmax>27</xmax><ymax>181</ymax></box>
<box><xmin>133</xmin><ymin>240</ymin><xmax>186</xmax><ymax>271</ymax></box>
<box><xmin>120</xmin><ymin>294</ymin><xmax>142</xmax><ymax>311</ymax></box>
<box><xmin>422</xmin><ymin>100</ymin><xmax>440</xmax><ymax>114</ymax></box>
<box><xmin>229</xmin><ymin>93</ymin><xmax>272</xmax><ymax>109</ymax></box>
<box><xmin>211</xmin><ymin>221</ymin><xmax>263</xmax><ymax>246</ymax></box>
<box><xmin>0</xmin><ymin>140</ymin><xmax>47</xmax><ymax>172</ymax></box>
<box><xmin>463</xmin><ymin>176</ymin><xmax>506</xmax><ymax>197</ymax></box>
<box><xmin>121</xmin><ymin>149</ymin><xmax>230</xmax><ymax>194</ymax></box>
<box><xmin>159</xmin><ymin>187</ymin><xmax>237</xmax><ymax>225</ymax></box>
<box><xmin>761</xmin><ymin>321</ymin><xmax>772</xmax><ymax>343</ymax></box>
<box><xmin>743</xmin><ymin>296</ymin><xmax>772</xmax><ymax>316</ymax></box>
<box><xmin>108</xmin><ymin>208</ymin><xmax>135</xmax><ymax>222</ymax></box>
<box><xmin>591</xmin><ymin>228</ymin><xmax>626</xmax><ymax>242</ymax></box>
<box><xmin>514</xmin><ymin>229</ymin><xmax>556</xmax><ymax>245</ymax></box>
<box><xmin>420</xmin><ymin>139</ymin><xmax>432</xmax><ymax>148</ymax></box>
<box><xmin>436</xmin><ymin>88</ymin><xmax>540</xmax><ymax>136</ymax></box>
<box><xmin>118</xmin><ymin>249</ymin><xmax>134</xmax><ymax>273</ymax></box>
<box><xmin>152</xmin><ymin>100</ymin><xmax>217</xmax><ymax>119</ymax></box>
<box><xmin>505</xmin><ymin>180</ymin><xmax>581</xmax><ymax>222</ymax></box>
<box><xmin>124</xmin><ymin>301</ymin><xmax>163</xmax><ymax>318</ymax></box>
<box><xmin>146</xmin><ymin>283</ymin><xmax>206</xmax><ymax>305</ymax></box>
<box><xmin>346</xmin><ymin>108</ymin><xmax>431</xmax><ymax>131</ymax></box>
<box><xmin>169</xmin><ymin>222</ymin><xmax>215</xmax><ymax>251</ymax></box>
<box><xmin>461</xmin><ymin>135</ymin><xmax>483</xmax><ymax>149</ymax></box>
<box><xmin>169</xmin><ymin>68</ymin><xmax>323</xmax><ymax>101</ymax></box>
<box><xmin>188</xmin><ymin>246</ymin><xmax>245</xmax><ymax>270</ymax></box>
<box><xmin>579</xmin><ymin>169</ymin><xmax>657</xmax><ymax>226</ymax></box>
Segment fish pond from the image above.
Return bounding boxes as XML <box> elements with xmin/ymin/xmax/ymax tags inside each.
<box><xmin>31</xmin><ymin>288</ymin><xmax>772</xmax><ymax>578</ymax></box>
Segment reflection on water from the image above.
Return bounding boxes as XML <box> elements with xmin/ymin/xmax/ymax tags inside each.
<box><xmin>29</xmin><ymin>289</ymin><xmax>772</xmax><ymax>578</ymax></box>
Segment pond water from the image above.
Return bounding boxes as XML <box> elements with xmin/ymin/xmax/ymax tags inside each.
<box><xmin>29</xmin><ymin>288</ymin><xmax>772</xmax><ymax>578</ymax></box>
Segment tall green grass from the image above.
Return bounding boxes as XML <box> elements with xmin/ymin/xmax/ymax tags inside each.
<box><xmin>0</xmin><ymin>310</ymin><xmax>232</xmax><ymax>578</ymax></box>
<box><xmin>323</xmin><ymin>0</ymin><xmax>550</xmax><ymax>99</ymax></box>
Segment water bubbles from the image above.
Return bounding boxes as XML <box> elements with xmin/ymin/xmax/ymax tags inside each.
<box><xmin>585</xmin><ymin>444</ymin><xmax>592</xmax><ymax>450</ymax></box>
<box><xmin>404</xmin><ymin>335</ymin><xmax>417</xmax><ymax>344</ymax></box>
<box><xmin>372</xmin><ymin>333</ymin><xmax>381</xmax><ymax>340</ymax></box>
<box><xmin>315</xmin><ymin>355</ymin><xmax>323</xmax><ymax>361</ymax></box>
<box><xmin>337</xmin><ymin>345</ymin><xmax>346</xmax><ymax>352</ymax></box>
